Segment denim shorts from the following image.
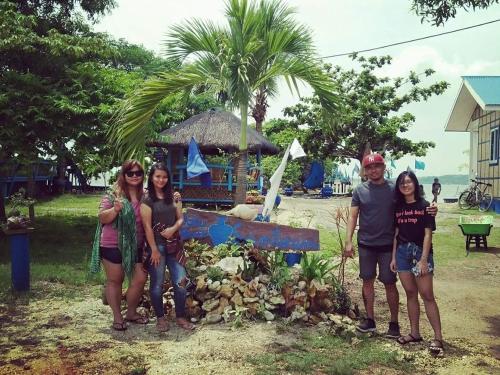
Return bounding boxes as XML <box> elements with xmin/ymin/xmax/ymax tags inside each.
<box><xmin>396</xmin><ymin>242</ymin><xmax>434</xmax><ymax>276</ymax></box>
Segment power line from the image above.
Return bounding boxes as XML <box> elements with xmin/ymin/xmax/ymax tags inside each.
<box><xmin>321</xmin><ymin>18</ymin><xmax>500</xmax><ymax>59</ymax></box>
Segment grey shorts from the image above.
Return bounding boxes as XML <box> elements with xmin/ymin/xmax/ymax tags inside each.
<box><xmin>358</xmin><ymin>246</ymin><xmax>397</xmax><ymax>284</ymax></box>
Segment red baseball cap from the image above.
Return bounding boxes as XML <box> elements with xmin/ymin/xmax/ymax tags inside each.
<box><xmin>362</xmin><ymin>153</ymin><xmax>385</xmax><ymax>167</ymax></box>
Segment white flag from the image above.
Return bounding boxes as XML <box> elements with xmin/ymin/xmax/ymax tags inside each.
<box><xmin>289</xmin><ymin>138</ymin><xmax>306</xmax><ymax>160</ymax></box>
<box><xmin>262</xmin><ymin>144</ymin><xmax>291</xmax><ymax>218</ymax></box>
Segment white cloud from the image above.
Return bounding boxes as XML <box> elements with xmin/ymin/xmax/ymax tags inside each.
<box><xmin>380</xmin><ymin>45</ymin><xmax>499</xmax><ymax>78</ymax></box>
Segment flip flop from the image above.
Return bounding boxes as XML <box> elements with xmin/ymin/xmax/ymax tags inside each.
<box><xmin>112</xmin><ymin>321</ymin><xmax>127</xmax><ymax>331</ymax></box>
<box><xmin>397</xmin><ymin>333</ymin><xmax>423</xmax><ymax>345</ymax></box>
<box><xmin>124</xmin><ymin>316</ymin><xmax>149</xmax><ymax>324</ymax></box>
<box><xmin>156</xmin><ymin>319</ymin><xmax>170</xmax><ymax>332</ymax></box>
<box><xmin>176</xmin><ymin>319</ymin><xmax>196</xmax><ymax>331</ymax></box>
<box><xmin>429</xmin><ymin>339</ymin><xmax>444</xmax><ymax>354</ymax></box>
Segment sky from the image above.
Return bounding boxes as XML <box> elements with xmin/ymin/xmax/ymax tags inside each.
<box><xmin>94</xmin><ymin>0</ymin><xmax>500</xmax><ymax>177</ymax></box>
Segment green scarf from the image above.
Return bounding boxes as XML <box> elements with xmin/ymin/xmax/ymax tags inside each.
<box><xmin>89</xmin><ymin>194</ymin><xmax>137</xmax><ymax>280</ymax></box>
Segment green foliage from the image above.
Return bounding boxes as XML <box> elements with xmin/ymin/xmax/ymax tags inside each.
<box><xmin>206</xmin><ymin>266</ymin><xmax>225</xmax><ymax>282</ymax></box>
<box><xmin>0</xmin><ymin>1</ymin><xmax>216</xmax><ymax>181</ymax></box>
<box><xmin>267</xmin><ymin>252</ymin><xmax>292</xmax><ymax>291</ymax></box>
<box><xmin>109</xmin><ymin>0</ymin><xmax>338</xmax><ymax>164</ymax></box>
<box><xmin>237</xmin><ymin>257</ymin><xmax>259</xmax><ymax>282</ymax></box>
<box><xmin>411</xmin><ymin>0</ymin><xmax>499</xmax><ymax>26</ymax></box>
<box><xmin>276</xmin><ymin>55</ymin><xmax>449</xmax><ymax>163</ymax></box>
<box><xmin>261</xmin><ymin>155</ymin><xmax>302</xmax><ymax>187</ymax></box>
<box><xmin>300</xmin><ymin>253</ymin><xmax>336</xmax><ymax>283</ymax></box>
<box><xmin>214</xmin><ymin>239</ymin><xmax>252</xmax><ymax>259</ymax></box>
<box><xmin>7</xmin><ymin>188</ymin><xmax>35</xmax><ymax>217</ymax></box>
<box><xmin>248</xmin><ymin>333</ymin><xmax>412</xmax><ymax>374</ymax></box>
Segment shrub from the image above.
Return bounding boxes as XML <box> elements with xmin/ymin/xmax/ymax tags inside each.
<box><xmin>301</xmin><ymin>253</ymin><xmax>336</xmax><ymax>283</ymax></box>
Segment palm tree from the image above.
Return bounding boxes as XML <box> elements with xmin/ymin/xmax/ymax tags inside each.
<box><xmin>250</xmin><ymin>0</ymin><xmax>315</xmax><ymax>134</ymax></box>
<box><xmin>109</xmin><ymin>0</ymin><xmax>338</xmax><ymax>204</ymax></box>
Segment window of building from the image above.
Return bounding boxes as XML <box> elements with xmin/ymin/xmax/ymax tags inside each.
<box><xmin>490</xmin><ymin>126</ymin><xmax>499</xmax><ymax>164</ymax></box>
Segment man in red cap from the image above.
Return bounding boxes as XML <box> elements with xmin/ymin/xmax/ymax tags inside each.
<box><xmin>345</xmin><ymin>153</ymin><xmax>436</xmax><ymax>337</ymax></box>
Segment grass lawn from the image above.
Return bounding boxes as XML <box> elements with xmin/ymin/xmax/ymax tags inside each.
<box><xmin>0</xmin><ymin>194</ymin><xmax>104</xmax><ymax>298</ymax></box>
<box><xmin>248</xmin><ymin>332</ymin><xmax>412</xmax><ymax>375</ymax></box>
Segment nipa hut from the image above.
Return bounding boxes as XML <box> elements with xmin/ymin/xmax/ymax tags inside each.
<box><xmin>147</xmin><ymin>108</ymin><xmax>279</xmax><ymax>205</ymax></box>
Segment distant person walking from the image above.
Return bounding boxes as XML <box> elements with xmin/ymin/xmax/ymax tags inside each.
<box><xmin>390</xmin><ymin>171</ymin><xmax>444</xmax><ymax>354</ymax></box>
<box><xmin>431</xmin><ymin>178</ymin><xmax>441</xmax><ymax>203</ymax></box>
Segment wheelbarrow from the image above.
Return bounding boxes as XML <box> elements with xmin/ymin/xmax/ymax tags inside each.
<box><xmin>458</xmin><ymin>215</ymin><xmax>493</xmax><ymax>256</ymax></box>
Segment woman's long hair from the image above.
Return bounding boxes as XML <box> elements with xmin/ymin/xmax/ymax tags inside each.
<box><xmin>147</xmin><ymin>162</ymin><xmax>173</xmax><ymax>204</ymax></box>
<box><xmin>394</xmin><ymin>170</ymin><xmax>422</xmax><ymax>206</ymax></box>
<box><xmin>114</xmin><ymin>160</ymin><xmax>144</xmax><ymax>201</ymax></box>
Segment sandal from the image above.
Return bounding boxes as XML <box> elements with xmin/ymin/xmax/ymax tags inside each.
<box><xmin>112</xmin><ymin>321</ymin><xmax>127</xmax><ymax>331</ymax></box>
<box><xmin>125</xmin><ymin>315</ymin><xmax>149</xmax><ymax>324</ymax></box>
<box><xmin>176</xmin><ymin>318</ymin><xmax>196</xmax><ymax>331</ymax></box>
<box><xmin>397</xmin><ymin>333</ymin><xmax>423</xmax><ymax>345</ymax></box>
<box><xmin>429</xmin><ymin>339</ymin><xmax>444</xmax><ymax>354</ymax></box>
<box><xmin>156</xmin><ymin>318</ymin><xmax>170</xmax><ymax>332</ymax></box>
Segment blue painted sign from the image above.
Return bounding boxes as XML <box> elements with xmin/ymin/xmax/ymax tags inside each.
<box><xmin>180</xmin><ymin>208</ymin><xmax>319</xmax><ymax>251</ymax></box>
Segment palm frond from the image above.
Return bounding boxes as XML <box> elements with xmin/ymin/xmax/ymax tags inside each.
<box><xmin>165</xmin><ymin>18</ymin><xmax>224</xmax><ymax>63</ymax></box>
<box><xmin>108</xmin><ymin>65</ymin><xmax>211</xmax><ymax>161</ymax></box>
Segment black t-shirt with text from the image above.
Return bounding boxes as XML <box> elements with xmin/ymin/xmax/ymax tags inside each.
<box><xmin>395</xmin><ymin>200</ymin><xmax>435</xmax><ymax>251</ymax></box>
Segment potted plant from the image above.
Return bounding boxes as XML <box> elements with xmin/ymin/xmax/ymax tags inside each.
<box><xmin>3</xmin><ymin>188</ymin><xmax>35</xmax><ymax>231</ymax></box>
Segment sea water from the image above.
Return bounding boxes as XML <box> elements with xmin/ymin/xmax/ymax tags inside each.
<box><xmin>420</xmin><ymin>184</ymin><xmax>466</xmax><ymax>203</ymax></box>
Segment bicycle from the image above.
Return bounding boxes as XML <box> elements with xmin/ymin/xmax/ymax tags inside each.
<box><xmin>458</xmin><ymin>179</ymin><xmax>493</xmax><ymax>212</ymax></box>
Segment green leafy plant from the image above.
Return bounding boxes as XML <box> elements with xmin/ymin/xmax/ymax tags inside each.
<box><xmin>7</xmin><ymin>188</ymin><xmax>35</xmax><ymax>217</ymax></box>
<box><xmin>269</xmin><ymin>265</ymin><xmax>292</xmax><ymax>291</ymax></box>
<box><xmin>300</xmin><ymin>253</ymin><xmax>336</xmax><ymax>284</ymax></box>
<box><xmin>214</xmin><ymin>241</ymin><xmax>243</xmax><ymax>259</ymax></box>
<box><xmin>206</xmin><ymin>266</ymin><xmax>225</xmax><ymax>282</ymax></box>
<box><xmin>237</xmin><ymin>256</ymin><xmax>259</xmax><ymax>282</ymax></box>
<box><xmin>4</xmin><ymin>188</ymin><xmax>36</xmax><ymax>229</ymax></box>
<box><xmin>267</xmin><ymin>252</ymin><xmax>292</xmax><ymax>291</ymax></box>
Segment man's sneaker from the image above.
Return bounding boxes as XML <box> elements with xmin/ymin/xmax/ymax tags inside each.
<box><xmin>356</xmin><ymin>318</ymin><xmax>376</xmax><ymax>333</ymax></box>
<box><xmin>385</xmin><ymin>321</ymin><xmax>401</xmax><ymax>339</ymax></box>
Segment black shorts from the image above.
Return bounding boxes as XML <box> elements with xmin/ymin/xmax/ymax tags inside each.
<box><xmin>100</xmin><ymin>246</ymin><xmax>144</xmax><ymax>264</ymax></box>
<box><xmin>358</xmin><ymin>245</ymin><xmax>397</xmax><ymax>284</ymax></box>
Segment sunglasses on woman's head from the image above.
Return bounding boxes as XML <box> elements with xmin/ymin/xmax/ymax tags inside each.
<box><xmin>125</xmin><ymin>170</ymin><xmax>144</xmax><ymax>177</ymax></box>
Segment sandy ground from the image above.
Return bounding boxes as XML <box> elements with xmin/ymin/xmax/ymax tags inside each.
<box><xmin>0</xmin><ymin>198</ymin><xmax>499</xmax><ymax>374</ymax></box>
<box><xmin>273</xmin><ymin>195</ymin><xmax>351</xmax><ymax>229</ymax></box>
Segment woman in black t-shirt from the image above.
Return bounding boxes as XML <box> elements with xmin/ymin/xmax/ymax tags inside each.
<box><xmin>141</xmin><ymin>162</ymin><xmax>195</xmax><ymax>332</ymax></box>
<box><xmin>390</xmin><ymin>171</ymin><xmax>443</xmax><ymax>354</ymax></box>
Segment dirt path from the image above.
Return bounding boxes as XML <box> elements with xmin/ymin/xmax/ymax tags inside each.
<box><xmin>0</xmin><ymin>199</ymin><xmax>498</xmax><ymax>374</ymax></box>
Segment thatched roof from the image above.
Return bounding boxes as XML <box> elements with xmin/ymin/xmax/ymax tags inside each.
<box><xmin>147</xmin><ymin>109</ymin><xmax>280</xmax><ymax>155</ymax></box>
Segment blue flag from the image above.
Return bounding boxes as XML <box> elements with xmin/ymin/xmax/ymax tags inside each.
<box><xmin>352</xmin><ymin>163</ymin><xmax>360</xmax><ymax>176</ymax></box>
<box><xmin>415</xmin><ymin>159</ymin><xmax>426</xmax><ymax>170</ymax></box>
<box><xmin>187</xmin><ymin>137</ymin><xmax>211</xmax><ymax>186</ymax></box>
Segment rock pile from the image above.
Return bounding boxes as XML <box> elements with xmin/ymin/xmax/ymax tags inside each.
<box><xmin>139</xmin><ymin>268</ymin><xmax>357</xmax><ymax>328</ymax></box>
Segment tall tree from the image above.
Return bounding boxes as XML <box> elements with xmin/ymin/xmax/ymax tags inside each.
<box><xmin>411</xmin><ymin>0</ymin><xmax>499</xmax><ymax>26</ymax></box>
<box><xmin>249</xmin><ymin>0</ymin><xmax>315</xmax><ymax>134</ymax></box>
<box><xmin>1</xmin><ymin>1</ymin><xmax>213</xmax><ymax>195</ymax></box>
<box><xmin>109</xmin><ymin>0</ymin><xmax>338</xmax><ymax>204</ymax></box>
<box><xmin>272</xmin><ymin>55</ymin><xmax>449</xmax><ymax>165</ymax></box>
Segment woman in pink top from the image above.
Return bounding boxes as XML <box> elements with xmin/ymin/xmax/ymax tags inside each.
<box><xmin>98</xmin><ymin>160</ymin><xmax>149</xmax><ymax>331</ymax></box>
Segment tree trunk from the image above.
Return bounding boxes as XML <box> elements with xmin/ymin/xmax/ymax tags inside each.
<box><xmin>56</xmin><ymin>144</ymin><xmax>67</xmax><ymax>194</ymax></box>
<box><xmin>27</xmin><ymin>162</ymin><xmax>36</xmax><ymax>198</ymax></box>
<box><xmin>251</xmin><ymin>88</ymin><xmax>267</xmax><ymax>134</ymax></box>
<box><xmin>235</xmin><ymin>103</ymin><xmax>249</xmax><ymax>205</ymax></box>
<box><xmin>234</xmin><ymin>150</ymin><xmax>248</xmax><ymax>205</ymax></box>
<box><xmin>0</xmin><ymin>191</ymin><xmax>6</xmax><ymax>222</ymax></box>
